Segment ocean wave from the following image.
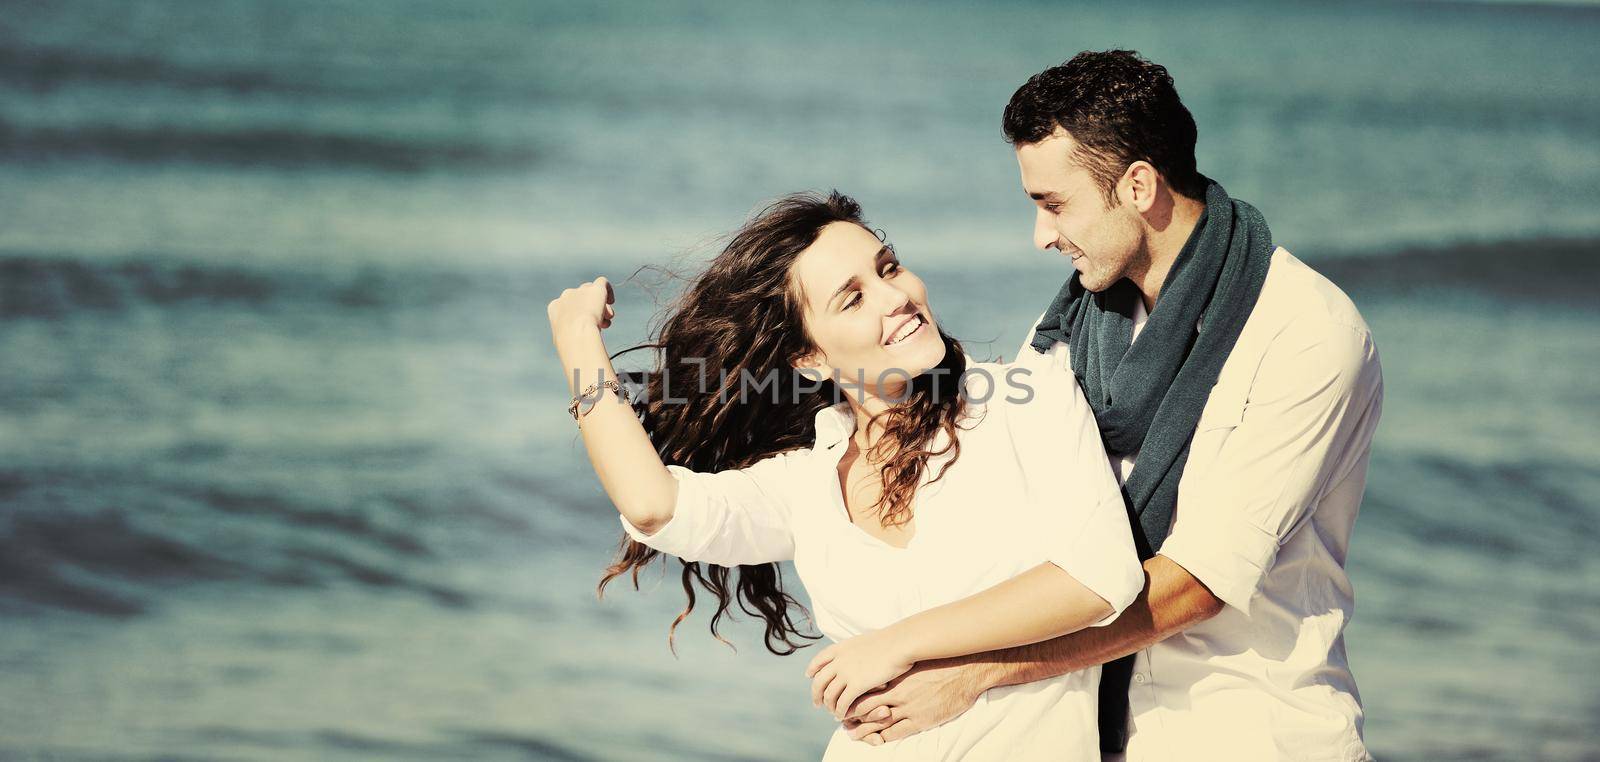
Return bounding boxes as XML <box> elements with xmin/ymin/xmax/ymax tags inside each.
<box><xmin>0</xmin><ymin>116</ymin><xmax>540</xmax><ymax>172</ymax></box>
<box><xmin>182</xmin><ymin>485</ymin><xmax>432</xmax><ymax>557</ymax></box>
<box><xmin>1314</xmin><ymin>237</ymin><xmax>1600</xmax><ymax>304</ymax></box>
<box><xmin>0</xmin><ymin>45</ymin><xmax>329</xmax><ymax>99</ymax></box>
<box><xmin>0</xmin><ymin>468</ymin><xmax>483</xmax><ymax>618</ymax></box>
<box><xmin>0</xmin><ymin>252</ymin><xmax>485</xmax><ymax>318</ymax></box>
<box><xmin>0</xmin><ymin>43</ymin><xmax>560</xmax><ymax>105</ymax></box>
<box><xmin>0</xmin><ymin>505</ymin><xmax>240</xmax><ymax>618</ymax></box>
<box><xmin>1361</xmin><ymin>452</ymin><xmax>1600</xmax><ymax>565</ymax></box>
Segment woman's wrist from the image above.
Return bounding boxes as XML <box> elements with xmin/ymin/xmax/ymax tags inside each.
<box><xmin>886</xmin><ymin>617</ymin><xmax>936</xmax><ymax>664</ymax></box>
<box><xmin>553</xmin><ymin>320</ymin><xmax>603</xmax><ymax>348</ymax></box>
<box><xmin>554</xmin><ymin>323</ymin><xmax>607</xmax><ymax>372</ymax></box>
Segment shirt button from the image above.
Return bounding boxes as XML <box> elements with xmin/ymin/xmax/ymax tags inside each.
<box><xmin>1133</xmin><ymin>673</ymin><xmax>1148</xmax><ymax>684</ymax></box>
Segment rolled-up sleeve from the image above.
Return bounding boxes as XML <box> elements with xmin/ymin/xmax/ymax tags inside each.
<box><xmin>619</xmin><ymin>452</ymin><xmax>798</xmax><ymax>566</ymax></box>
<box><xmin>1159</xmin><ymin>317</ymin><xmax>1383</xmax><ymax>615</ymax></box>
<box><xmin>1009</xmin><ymin>361</ymin><xmax>1144</xmax><ymax>626</ymax></box>
<box><xmin>1049</xmin><ymin>492</ymin><xmax>1144</xmax><ymax>627</ymax></box>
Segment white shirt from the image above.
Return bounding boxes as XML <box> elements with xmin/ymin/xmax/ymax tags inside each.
<box><xmin>622</xmin><ymin>360</ymin><xmax>1145</xmax><ymax>761</ymax></box>
<box><xmin>1014</xmin><ymin>248</ymin><xmax>1384</xmax><ymax>762</ymax></box>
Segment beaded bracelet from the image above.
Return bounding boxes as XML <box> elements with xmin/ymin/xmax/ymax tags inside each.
<box><xmin>567</xmin><ymin>379</ymin><xmax>631</xmax><ymax>420</ymax></box>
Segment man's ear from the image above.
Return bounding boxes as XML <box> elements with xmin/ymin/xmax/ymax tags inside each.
<box><xmin>1120</xmin><ymin>161</ymin><xmax>1159</xmax><ymax>213</ymax></box>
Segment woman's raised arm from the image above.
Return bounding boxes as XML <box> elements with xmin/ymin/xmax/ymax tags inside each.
<box><xmin>548</xmin><ymin>277</ymin><xmax>679</xmax><ymax>533</ymax></box>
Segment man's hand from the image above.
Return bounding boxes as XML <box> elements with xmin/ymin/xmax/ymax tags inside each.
<box><xmin>837</xmin><ymin>658</ymin><xmax>991</xmax><ymax>746</ymax></box>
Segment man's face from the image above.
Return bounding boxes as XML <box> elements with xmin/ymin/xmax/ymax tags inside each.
<box><xmin>1016</xmin><ymin>130</ymin><xmax>1143</xmax><ymax>292</ymax></box>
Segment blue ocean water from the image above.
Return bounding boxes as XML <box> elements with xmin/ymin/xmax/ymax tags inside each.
<box><xmin>1</xmin><ymin>1</ymin><xmax>1597</xmax><ymax>760</ymax></box>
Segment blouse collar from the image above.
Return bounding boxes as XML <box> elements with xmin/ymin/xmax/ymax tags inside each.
<box><xmin>812</xmin><ymin>401</ymin><xmax>855</xmax><ymax>453</ymax></box>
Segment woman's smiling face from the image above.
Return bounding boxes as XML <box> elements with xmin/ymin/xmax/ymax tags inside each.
<box><xmin>789</xmin><ymin>222</ymin><xmax>946</xmax><ymax>393</ymax></box>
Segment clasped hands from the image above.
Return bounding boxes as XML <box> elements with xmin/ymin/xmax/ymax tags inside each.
<box><xmin>804</xmin><ymin>628</ymin><xmax>985</xmax><ymax>747</ymax></box>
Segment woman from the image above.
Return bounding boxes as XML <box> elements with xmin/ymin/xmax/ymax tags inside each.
<box><xmin>547</xmin><ymin>192</ymin><xmax>1141</xmax><ymax>760</ymax></box>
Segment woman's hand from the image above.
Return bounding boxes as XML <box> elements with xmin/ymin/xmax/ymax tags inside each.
<box><xmin>805</xmin><ymin>628</ymin><xmax>916</xmax><ymax>720</ymax></box>
<box><xmin>547</xmin><ymin>276</ymin><xmax>616</xmax><ymax>344</ymax></box>
<box><xmin>840</xmin><ymin>658</ymin><xmax>992</xmax><ymax>746</ymax></box>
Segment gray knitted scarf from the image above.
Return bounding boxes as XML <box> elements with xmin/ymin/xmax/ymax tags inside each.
<box><xmin>1029</xmin><ymin>179</ymin><xmax>1273</xmax><ymax>752</ymax></box>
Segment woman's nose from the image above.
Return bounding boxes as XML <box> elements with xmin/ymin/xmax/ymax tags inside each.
<box><xmin>878</xmin><ymin>284</ymin><xmax>913</xmax><ymax>315</ymax></box>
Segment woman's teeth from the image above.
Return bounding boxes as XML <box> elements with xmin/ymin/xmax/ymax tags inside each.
<box><xmin>887</xmin><ymin>315</ymin><xmax>924</xmax><ymax>345</ymax></box>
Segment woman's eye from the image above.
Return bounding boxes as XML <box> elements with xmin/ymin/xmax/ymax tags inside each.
<box><xmin>1045</xmin><ymin>203</ymin><xmax>1062</xmax><ymax>213</ymax></box>
<box><xmin>882</xmin><ymin>261</ymin><xmax>901</xmax><ymax>276</ymax></box>
<box><xmin>844</xmin><ymin>293</ymin><xmax>861</xmax><ymax>309</ymax></box>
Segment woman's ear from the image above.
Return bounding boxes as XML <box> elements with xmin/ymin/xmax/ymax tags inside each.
<box><xmin>792</xmin><ymin>345</ymin><xmax>836</xmax><ymax>381</ymax></box>
<box><xmin>792</xmin><ymin>352</ymin><xmax>831</xmax><ymax>389</ymax></box>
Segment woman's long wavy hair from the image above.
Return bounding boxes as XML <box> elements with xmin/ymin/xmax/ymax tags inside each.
<box><xmin>597</xmin><ymin>191</ymin><xmax>971</xmax><ymax>655</ymax></box>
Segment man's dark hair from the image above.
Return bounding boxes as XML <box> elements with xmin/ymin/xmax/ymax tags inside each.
<box><xmin>1003</xmin><ymin>50</ymin><xmax>1207</xmax><ymax>203</ymax></box>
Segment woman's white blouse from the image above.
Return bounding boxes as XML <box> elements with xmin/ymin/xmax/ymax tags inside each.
<box><xmin>620</xmin><ymin>360</ymin><xmax>1142</xmax><ymax>761</ymax></box>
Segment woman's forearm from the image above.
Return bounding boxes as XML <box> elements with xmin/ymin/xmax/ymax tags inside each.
<box><xmin>892</xmin><ymin>561</ymin><xmax>1114</xmax><ymax>663</ymax></box>
<box><xmin>554</xmin><ymin>322</ymin><xmax>678</xmax><ymax>532</ymax></box>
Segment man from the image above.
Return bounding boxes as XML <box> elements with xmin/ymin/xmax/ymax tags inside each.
<box><xmin>840</xmin><ymin>50</ymin><xmax>1383</xmax><ymax>761</ymax></box>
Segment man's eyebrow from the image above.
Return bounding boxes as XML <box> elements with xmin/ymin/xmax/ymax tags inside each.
<box><xmin>826</xmin><ymin>246</ymin><xmax>894</xmax><ymax>307</ymax></box>
<box><xmin>1028</xmin><ymin>190</ymin><xmax>1061</xmax><ymax>201</ymax></box>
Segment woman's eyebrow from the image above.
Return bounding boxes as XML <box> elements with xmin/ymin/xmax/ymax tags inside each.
<box><xmin>826</xmin><ymin>246</ymin><xmax>894</xmax><ymax>307</ymax></box>
<box><xmin>828</xmin><ymin>275</ymin><xmax>861</xmax><ymax>308</ymax></box>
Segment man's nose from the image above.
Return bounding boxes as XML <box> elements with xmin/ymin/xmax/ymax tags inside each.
<box><xmin>1033</xmin><ymin>208</ymin><xmax>1058</xmax><ymax>251</ymax></box>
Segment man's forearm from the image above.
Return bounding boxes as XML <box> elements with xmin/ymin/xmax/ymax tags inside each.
<box><xmin>964</xmin><ymin>555</ymin><xmax>1224</xmax><ymax>690</ymax></box>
